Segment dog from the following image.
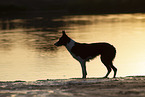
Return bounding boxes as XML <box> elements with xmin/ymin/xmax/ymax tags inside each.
<box><xmin>54</xmin><ymin>31</ymin><xmax>117</xmax><ymax>78</ymax></box>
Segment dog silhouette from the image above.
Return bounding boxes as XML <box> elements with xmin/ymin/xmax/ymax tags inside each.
<box><xmin>54</xmin><ymin>31</ymin><xmax>117</xmax><ymax>78</ymax></box>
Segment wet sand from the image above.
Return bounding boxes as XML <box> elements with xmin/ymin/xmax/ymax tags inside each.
<box><xmin>0</xmin><ymin>76</ymin><xmax>145</xmax><ymax>97</ymax></box>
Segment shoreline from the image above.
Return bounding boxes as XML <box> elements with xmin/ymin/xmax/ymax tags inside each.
<box><xmin>0</xmin><ymin>76</ymin><xmax>145</xmax><ymax>97</ymax></box>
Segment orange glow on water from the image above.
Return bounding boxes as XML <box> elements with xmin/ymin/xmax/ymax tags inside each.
<box><xmin>0</xmin><ymin>13</ymin><xmax>145</xmax><ymax>81</ymax></box>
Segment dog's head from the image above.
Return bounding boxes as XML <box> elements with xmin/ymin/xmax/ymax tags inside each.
<box><xmin>54</xmin><ymin>31</ymin><xmax>70</xmax><ymax>46</ymax></box>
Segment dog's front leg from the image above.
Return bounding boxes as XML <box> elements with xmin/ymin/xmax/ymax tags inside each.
<box><xmin>80</xmin><ymin>61</ymin><xmax>87</xmax><ymax>78</ymax></box>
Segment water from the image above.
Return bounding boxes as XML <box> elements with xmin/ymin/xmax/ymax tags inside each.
<box><xmin>0</xmin><ymin>13</ymin><xmax>145</xmax><ymax>81</ymax></box>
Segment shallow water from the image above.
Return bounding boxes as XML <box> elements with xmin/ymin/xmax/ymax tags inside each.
<box><xmin>0</xmin><ymin>13</ymin><xmax>145</xmax><ymax>81</ymax></box>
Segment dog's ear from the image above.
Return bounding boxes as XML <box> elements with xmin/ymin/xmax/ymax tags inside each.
<box><xmin>62</xmin><ymin>31</ymin><xmax>66</xmax><ymax>35</ymax></box>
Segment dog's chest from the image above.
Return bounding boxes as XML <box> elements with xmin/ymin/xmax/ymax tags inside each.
<box><xmin>65</xmin><ymin>40</ymin><xmax>83</xmax><ymax>62</ymax></box>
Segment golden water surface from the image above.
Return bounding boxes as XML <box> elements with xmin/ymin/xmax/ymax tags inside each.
<box><xmin>0</xmin><ymin>13</ymin><xmax>145</xmax><ymax>81</ymax></box>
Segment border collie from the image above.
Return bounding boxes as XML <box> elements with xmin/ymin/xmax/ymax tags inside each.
<box><xmin>54</xmin><ymin>31</ymin><xmax>117</xmax><ymax>78</ymax></box>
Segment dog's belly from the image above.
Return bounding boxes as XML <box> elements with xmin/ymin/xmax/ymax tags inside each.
<box><xmin>68</xmin><ymin>49</ymin><xmax>98</xmax><ymax>62</ymax></box>
<box><xmin>68</xmin><ymin>50</ymin><xmax>84</xmax><ymax>62</ymax></box>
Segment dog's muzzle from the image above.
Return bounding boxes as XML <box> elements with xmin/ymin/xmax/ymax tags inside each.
<box><xmin>54</xmin><ymin>42</ymin><xmax>58</xmax><ymax>46</ymax></box>
<box><xmin>54</xmin><ymin>42</ymin><xmax>61</xmax><ymax>46</ymax></box>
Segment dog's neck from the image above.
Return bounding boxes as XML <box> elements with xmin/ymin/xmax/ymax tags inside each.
<box><xmin>65</xmin><ymin>39</ymin><xmax>75</xmax><ymax>51</ymax></box>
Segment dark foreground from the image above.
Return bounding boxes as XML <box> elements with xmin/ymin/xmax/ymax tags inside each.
<box><xmin>0</xmin><ymin>76</ymin><xmax>145</xmax><ymax>97</ymax></box>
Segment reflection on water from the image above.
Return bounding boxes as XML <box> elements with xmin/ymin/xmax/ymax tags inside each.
<box><xmin>0</xmin><ymin>13</ymin><xmax>145</xmax><ymax>81</ymax></box>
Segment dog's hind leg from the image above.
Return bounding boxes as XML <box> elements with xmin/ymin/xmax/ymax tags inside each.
<box><xmin>104</xmin><ymin>62</ymin><xmax>117</xmax><ymax>78</ymax></box>
<box><xmin>80</xmin><ymin>60</ymin><xmax>87</xmax><ymax>78</ymax></box>
<box><xmin>103</xmin><ymin>64</ymin><xmax>112</xmax><ymax>78</ymax></box>
<box><xmin>101</xmin><ymin>56</ymin><xmax>112</xmax><ymax>78</ymax></box>
<box><xmin>101</xmin><ymin>55</ymin><xmax>117</xmax><ymax>78</ymax></box>
<box><xmin>110</xmin><ymin>63</ymin><xmax>117</xmax><ymax>78</ymax></box>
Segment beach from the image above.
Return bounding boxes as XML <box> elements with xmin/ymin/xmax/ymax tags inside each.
<box><xmin>0</xmin><ymin>76</ymin><xmax>145</xmax><ymax>97</ymax></box>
